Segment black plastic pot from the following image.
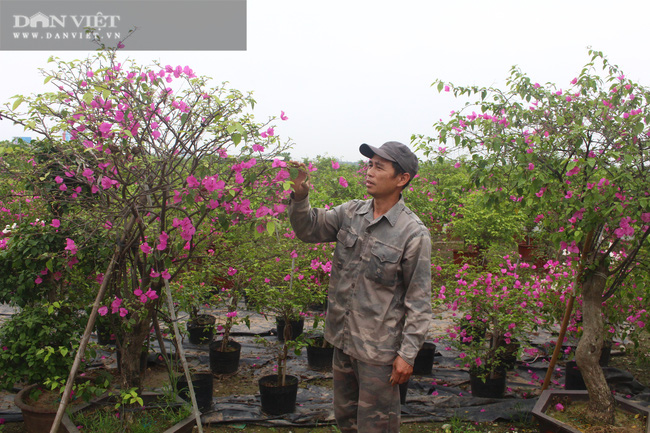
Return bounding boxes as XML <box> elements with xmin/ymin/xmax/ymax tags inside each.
<box><xmin>469</xmin><ymin>370</ymin><xmax>506</xmax><ymax>398</ymax></box>
<box><xmin>496</xmin><ymin>338</ymin><xmax>520</xmax><ymax>370</ymax></box>
<box><xmin>276</xmin><ymin>317</ymin><xmax>305</xmax><ymax>341</ymax></box>
<box><xmin>564</xmin><ymin>361</ymin><xmax>586</xmax><ymax>390</ymax></box>
<box><xmin>413</xmin><ymin>341</ymin><xmax>436</xmax><ymax>375</ymax></box>
<box><xmin>399</xmin><ymin>380</ymin><xmax>409</xmax><ymax>405</ymax></box>
<box><xmin>209</xmin><ymin>340</ymin><xmax>241</xmax><ymax>374</ymax></box>
<box><xmin>177</xmin><ymin>372</ymin><xmax>214</xmax><ymax>413</ymax></box>
<box><xmin>306</xmin><ymin>341</ymin><xmax>334</xmax><ymax>371</ymax></box>
<box><xmin>258</xmin><ymin>374</ymin><xmax>299</xmax><ymax>415</ymax></box>
<box><xmin>187</xmin><ymin>314</ymin><xmax>216</xmax><ymax>345</ymax></box>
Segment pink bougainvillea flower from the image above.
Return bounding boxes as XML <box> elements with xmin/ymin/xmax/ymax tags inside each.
<box><xmin>227</xmin><ymin>267</ymin><xmax>238</xmax><ymax>276</ymax></box>
<box><xmin>98</xmin><ymin>306</ymin><xmax>108</xmax><ymax>316</ymax></box>
<box><xmin>161</xmin><ymin>269</ymin><xmax>172</xmax><ymax>280</ymax></box>
<box><xmin>273</xmin><ymin>169</ymin><xmax>290</xmax><ymax>183</ymax></box>
<box><xmin>150</xmin><ymin>269</ymin><xmax>161</xmax><ymax>278</ymax></box>
<box><xmin>332</xmin><ymin>161</ymin><xmax>340</xmax><ymax>170</ymax></box>
<box><xmin>226</xmin><ymin>311</ymin><xmax>238</xmax><ymax>318</ymax></box>
<box><xmin>145</xmin><ymin>288</ymin><xmax>158</xmax><ymax>300</ymax></box>
<box><xmin>252</xmin><ymin>144</ymin><xmax>265</xmax><ymax>152</ymax></box>
<box><xmin>454</xmin><ymin>162</ymin><xmax>461</xmax><ymax>168</ymax></box>
<box><xmin>528</xmin><ymin>163</ymin><xmax>535</xmax><ymax>170</ymax></box>
<box><xmin>119</xmin><ymin>308</ymin><xmax>128</xmax><ymax>317</ymax></box>
<box><xmin>156</xmin><ymin>231</ymin><xmax>168</xmax><ymax>251</ymax></box>
<box><xmin>564</xmin><ymin>191</ymin><xmax>573</xmax><ymax>199</ymax></box>
<box><xmin>51</xmin><ymin>219</ymin><xmax>60</xmax><ymax>228</ymax></box>
<box><xmin>555</xmin><ymin>403</ymin><xmax>564</xmax><ymax>411</ymax></box>
<box><xmin>280</xmin><ymin>111</ymin><xmax>289</xmax><ymax>120</ymax></box>
<box><xmin>444</xmin><ymin>85</ymin><xmax>450</xmax><ymax>92</ymax></box>
<box><xmin>339</xmin><ymin>177</ymin><xmax>348</xmax><ymax>188</ymax></box>
<box><xmin>271</xmin><ymin>159</ymin><xmax>287</xmax><ymax>168</ymax></box>
<box><xmin>35</xmin><ymin>277</ymin><xmax>43</xmax><ymax>284</ymax></box>
<box><xmin>186</xmin><ymin>175</ymin><xmax>200</xmax><ymax>188</ymax></box>
<box><xmin>65</xmin><ymin>238</ymin><xmax>77</xmax><ymax>255</ymax></box>
<box><xmin>140</xmin><ymin>243</ymin><xmax>152</xmax><ymax>254</ymax></box>
<box><xmin>111</xmin><ymin>298</ymin><xmax>122</xmax><ymax>314</ymax></box>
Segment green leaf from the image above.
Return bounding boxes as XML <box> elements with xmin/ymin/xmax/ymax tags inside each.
<box><xmin>267</xmin><ymin>221</ymin><xmax>276</xmax><ymax>236</ymax></box>
<box><xmin>44</xmin><ymin>76</ymin><xmax>54</xmax><ymax>84</ymax></box>
<box><xmin>436</xmin><ymin>81</ymin><xmax>444</xmax><ymax>92</ymax></box>
<box><xmin>83</xmin><ymin>92</ymin><xmax>94</xmax><ymax>105</ymax></box>
<box><xmin>232</xmin><ymin>133</ymin><xmax>241</xmax><ymax>145</ymax></box>
<box><xmin>12</xmin><ymin>97</ymin><xmax>24</xmax><ymax>111</ymax></box>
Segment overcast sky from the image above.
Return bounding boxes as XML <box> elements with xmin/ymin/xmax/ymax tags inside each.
<box><xmin>1</xmin><ymin>0</ymin><xmax>649</xmax><ymax>162</ymax></box>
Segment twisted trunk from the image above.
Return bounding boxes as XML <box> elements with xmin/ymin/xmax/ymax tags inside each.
<box><xmin>575</xmin><ymin>259</ymin><xmax>615</xmax><ymax>425</ymax></box>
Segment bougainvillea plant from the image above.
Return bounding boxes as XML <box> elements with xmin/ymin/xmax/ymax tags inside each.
<box><xmin>1</xmin><ymin>45</ymin><xmax>294</xmax><ymax>391</ymax></box>
<box><xmin>416</xmin><ymin>50</ymin><xmax>650</xmax><ymax>424</ymax></box>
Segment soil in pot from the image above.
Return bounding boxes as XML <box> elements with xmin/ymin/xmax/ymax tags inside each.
<box><xmin>276</xmin><ymin>317</ymin><xmax>304</xmax><ymax>341</ymax></box>
<box><xmin>65</xmin><ymin>392</ymin><xmax>195</xmax><ymax>433</ymax></box>
<box><xmin>413</xmin><ymin>341</ymin><xmax>436</xmax><ymax>375</ymax></box>
<box><xmin>209</xmin><ymin>339</ymin><xmax>241</xmax><ymax>374</ymax></box>
<box><xmin>187</xmin><ymin>314</ymin><xmax>216</xmax><ymax>345</ymax></box>
<box><xmin>176</xmin><ymin>372</ymin><xmax>214</xmax><ymax>413</ymax></box>
<box><xmin>258</xmin><ymin>374</ymin><xmax>299</xmax><ymax>415</ymax></box>
<box><xmin>533</xmin><ymin>389</ymin><xmax>650</xmax><ymax>433</ymax></box>
<box><xmin>306</xmin><ymin>337</ymin><xmax>334</xmax><ymax>371</ymax></box>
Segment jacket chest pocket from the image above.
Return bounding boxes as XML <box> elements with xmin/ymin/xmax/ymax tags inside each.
<box><xmin>365</xmin><ymin>240</ymin><xmax>402</xmax><ymax>286</ymax></box>
<box><xmin>334</xmin><ymin>229</ymin><xmax>358</xmax><ymax>270</ymax></box>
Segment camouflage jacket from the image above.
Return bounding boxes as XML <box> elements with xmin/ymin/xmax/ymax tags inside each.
<box><xmin>288</xmin><ymin>195</ymin><xmax>432</xmax><ymax>366</ymax></box>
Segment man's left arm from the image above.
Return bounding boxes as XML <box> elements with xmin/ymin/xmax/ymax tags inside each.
<box><xmin>391</xmin><ymin>230</ymin><xmax>432</xmax><ymax>385</ymax></box>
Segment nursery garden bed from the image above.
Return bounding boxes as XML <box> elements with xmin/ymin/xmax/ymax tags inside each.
<box><xmin>0</xmin><ymin>305</ymin><xmax>647</xmax><ymax>433</ymax></box>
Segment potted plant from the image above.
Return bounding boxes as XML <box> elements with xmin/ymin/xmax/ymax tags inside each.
<box><xmin>421</xmin><ymin>50</ymin><xmax>650</xmax><ymax>428</ymax></box>
<box><xmin>444</xmin><ymin>255</ymin><xmax>552</xmax><ymax>398</ymax></box>
<box><xmin>245</xmin><ymin>230</ymin><xmax>328</xmax><ymax>414</ymax></box>
<box><xmin>304</xmin><ymin>312</ymin><xmax>334</xmax><ymax>371</ymax></box>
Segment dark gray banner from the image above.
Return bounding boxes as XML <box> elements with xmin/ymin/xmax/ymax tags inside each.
<box><xmin>0</xmin><ymin>0</ymin><xmax>246</xmax><ymax>50</ymax></box>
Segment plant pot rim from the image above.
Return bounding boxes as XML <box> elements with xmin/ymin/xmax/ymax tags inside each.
<box><xmin>532</xmin><ymin>389</ymin><xmax>650</xmax><ymax>433</ymax></box>
<box><xmin>258</xmin><ymin>374</ymin><xmax>299</xmax><ymax>387</ymax></box>
<box><xmin>209</xmin><ymin>339</ymin><xmax>241</xmax><ymax>351</ymax></box>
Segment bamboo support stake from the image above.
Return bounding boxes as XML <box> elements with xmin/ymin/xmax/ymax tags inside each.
<box><xmin>541</xmin><ymin>230</ymin><xmax>595</xmax><ymax>391</ymax></box>
<box><xmin>162</xmin><ymin>277</ymin><xmax>204</xmax><ymax>433</ymax></box>
<box><xmin>49</xmin><ymin>247</ymin><xmax>120</xmax><ymax>433</ymax></box>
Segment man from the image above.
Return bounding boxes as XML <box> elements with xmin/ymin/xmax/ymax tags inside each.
<box><xmin>288</xmin><ymin>141</ymin><xmax>432</xmax><ymax>432</ymax></box>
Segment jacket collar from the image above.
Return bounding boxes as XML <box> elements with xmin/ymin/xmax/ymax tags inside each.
<box><xmin>357</xmin><ymin>196</ymin><xmax>405</xmax><ymax>227</ymax></box>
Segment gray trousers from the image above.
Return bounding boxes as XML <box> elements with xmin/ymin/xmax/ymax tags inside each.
<box><xmin>332</xmin><ymin>347</ymin><xmax>401</xmax><ymax>432</ymax></box>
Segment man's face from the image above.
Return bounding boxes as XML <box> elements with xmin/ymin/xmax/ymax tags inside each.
<box><xmin>365</xmin><ymin>155</ymin><xmax>408</xmax><ymax>198</ymax></box>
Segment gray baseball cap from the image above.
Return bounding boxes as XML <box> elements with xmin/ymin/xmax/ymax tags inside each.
<box><xmin>359</xmin><ymin>141</ymin><xmax>419</xmax><ymax>179</ymax></box>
